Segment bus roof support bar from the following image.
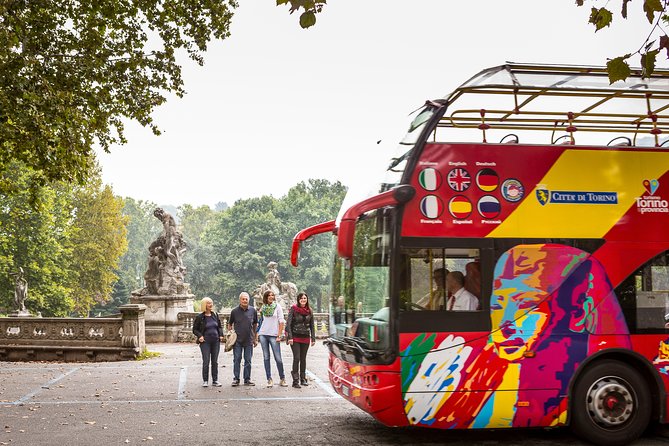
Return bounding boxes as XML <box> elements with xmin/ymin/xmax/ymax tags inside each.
<box><xmin>290</xmin><ymin>220</ymin><xmax>336</xmax><ymax>267</ymax></box>
<box><xmin>337</xmin><ymin>185</ymin><xmax>415</xmax><ymax>262</ymax></box>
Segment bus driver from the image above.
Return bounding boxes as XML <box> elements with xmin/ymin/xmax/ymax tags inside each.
<box><xmin>415</xmin><ymin>268</ymin><xmax>449</xmax><ymax>310</ymax></box>
<box><xmin>445</xmin><ymin>271</ymin><xmax>479</xmax><ymax>311</ymax></box>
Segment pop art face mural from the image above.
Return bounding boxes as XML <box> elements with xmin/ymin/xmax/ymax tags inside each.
<box><xmin>401</xmin><ymin>244</ymin><xmax>630</xmax><ymax>429</ymax></box>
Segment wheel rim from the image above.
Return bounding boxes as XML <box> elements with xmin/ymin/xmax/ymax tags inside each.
<box><xmin>586</xmin><ymin>376</ymin><xmax>635</xmax><ymax>427</ymax></box>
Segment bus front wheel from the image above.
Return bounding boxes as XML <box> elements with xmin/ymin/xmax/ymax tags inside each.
<box><xmin>571</xmin><ymin>360</ymin><xmax>651</xmax><ymax>446</ymax></box>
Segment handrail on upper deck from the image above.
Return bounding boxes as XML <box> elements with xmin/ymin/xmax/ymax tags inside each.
<box><xmin>438</xmin><ymin>63</ymin><xmax>669</xmax><ymax>141</ymax></box>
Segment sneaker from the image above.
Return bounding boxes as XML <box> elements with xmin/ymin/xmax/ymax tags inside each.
<box><xmin>267</xmin><ymin>378</ymin><xmax>273</xmax><ymax>388</ymax></box>
<box><xmin>279</xmin><ymin>379</ymin><xmax>288</xmax><ymax>387</ymax></box>
<box><xmin>231</xmin><ymin>379</ymin><xmax>240</xmax><ymax>387</ymax></box>
<box><xmin>292</xmin><ymin>381</ymin><xmax>301</xmax><ymax>388</ymax></box>
<box><xmin>243</xmin><ymin>380</ymin><xmax>256</xmax><ymax>386</ymax></box>
<box><xmin>301</xmin><ymin>378</ymin><xmax>308</xmax><ymax>386</ymax></box>
<box><xmin>202</xmin><ymin>381</ymin><xmax>209</xmax><ymax>387</ymax></box>
<box><xmin>212</xmin><ymin>381</ymin><xmax>222</xmax><ymax>387</ymax></box>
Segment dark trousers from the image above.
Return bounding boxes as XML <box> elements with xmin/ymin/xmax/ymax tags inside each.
<box><xmin>199</xmin><ymin>339</ymin><xmax>220</xmax><ymax>382</ymax></box>
<box><xmin>290</xmin><ymin>341</ymin><xmax>310</xmax><ymax>381</ymax></box>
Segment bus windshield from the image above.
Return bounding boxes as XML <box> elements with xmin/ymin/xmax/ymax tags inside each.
<box><xmin>330</xmin><ymin>208</ymin><xmax>392</xmax><ymax>355</ymax></box>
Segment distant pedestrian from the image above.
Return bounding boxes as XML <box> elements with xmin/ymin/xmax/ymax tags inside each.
<box><xmin>228</xmin><ymin>292</ymin><xmax>258</xmax><ymax>386</ymax></box>
<box><xmin>286</xmin><ymin>292</ymin><xmax>316</xmax><ymax>388</ymax></box>
<box><xmin>192</xmin><ymin>297</ymin><xmax>224</xmax><ymax>387</ymax></box>
<box><xmin>258</xmin><ymin>290</ymin><xmax>288</xmax><ymax>387</ymax></box>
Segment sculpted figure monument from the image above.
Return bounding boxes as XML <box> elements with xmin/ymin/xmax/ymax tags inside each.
<box><xmin>253</xmin><ymin>262</ymin><xmax>298</xmax><ymax>312</ymax></box>
<box><xmin>133</xmin><ymin>208</ymin><xmax>190</xmax><ymax>296</ymax></box>
<box><xmin>10</xmin><ymin>267</ymin><xmax>30</xmax><ymax>316</ymax></box>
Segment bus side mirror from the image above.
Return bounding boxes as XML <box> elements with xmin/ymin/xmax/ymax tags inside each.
<box><xmin>336</xmin><ymin>185</ymin><xmax>415</xmax><ymax>263</ymax></box>
<box><xmin>290</xmin><ymin>220</ymin><xmax>336</xmax><ymax>267</ymax></box>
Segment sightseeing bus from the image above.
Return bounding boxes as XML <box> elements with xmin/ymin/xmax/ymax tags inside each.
<box><xmin>290</xmin><ymin>63</ymin><xmax>669</xmax><ymax>445</ymax></box>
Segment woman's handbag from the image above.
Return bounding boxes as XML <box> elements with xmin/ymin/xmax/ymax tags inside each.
<box><xmin>224</xmin><ymin>331</ymin><xmax>237</xmax><ymax>352</ymax></box>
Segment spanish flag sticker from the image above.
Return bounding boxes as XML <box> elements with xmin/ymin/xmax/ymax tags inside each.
<box><xmin>449</xmin><ymin>195</ymin><xmax>472</xmax><ymax>219</ymax></box>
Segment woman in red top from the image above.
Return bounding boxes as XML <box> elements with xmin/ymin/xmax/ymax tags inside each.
<box><xmin>286</xmin><ymin>292</ymin><xmax>316</xmax><ymax>388</ymax></box>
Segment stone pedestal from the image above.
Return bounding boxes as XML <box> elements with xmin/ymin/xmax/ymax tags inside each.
<box><xmin>9</xmin><ymin>310</ymin><xmax>33</xmax><ymax>317</ymax></box>
<box><xmin>129</xmin><ymin>294</ymin><xmax>194</xmax><ymax>343</ymax></box>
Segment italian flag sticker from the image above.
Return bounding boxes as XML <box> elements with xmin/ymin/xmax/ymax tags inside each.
<box><xmin>418</xmin><ymin>168</ymin><xmax>442</xmax><ymax>191</ymax></box>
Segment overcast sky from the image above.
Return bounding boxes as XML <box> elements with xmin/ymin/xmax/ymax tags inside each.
<box><xmin>95</xmin><ymin>1</ymin><xmax>661</xmax><ymax>208</ymax></box>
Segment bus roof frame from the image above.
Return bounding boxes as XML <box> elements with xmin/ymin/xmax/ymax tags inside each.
<box><xmin>439</xmin><ymin>62</ymin><xmax>669</xmax><ymax>137</ymax></box>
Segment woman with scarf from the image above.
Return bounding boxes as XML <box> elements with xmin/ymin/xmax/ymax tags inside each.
<box><xmin>257</xmin><ymin>290</ymin><xmax>288</xmax><ymax>387</ymax></box>
<box><xmin>286</xmin><ymin>292</ymin><xmax>316</xmax><ymax>388</ymax></box>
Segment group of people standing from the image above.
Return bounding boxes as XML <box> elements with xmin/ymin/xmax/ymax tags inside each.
<box><xmin>193</xmin><ymin>290</ymin><xmax>316</xmax><ymax>389</ymax></box>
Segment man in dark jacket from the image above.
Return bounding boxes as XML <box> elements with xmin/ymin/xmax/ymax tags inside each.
<box><xmin>227</xmin><ymin>292</ymin><xmax>258</xmax><ymax>386</ymax></box>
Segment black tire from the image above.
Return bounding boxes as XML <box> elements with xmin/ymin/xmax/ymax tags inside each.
<box><xmin>571</xmin><ymin>360</ymin><xmax>651</xmax><ymax>446</ymax></box>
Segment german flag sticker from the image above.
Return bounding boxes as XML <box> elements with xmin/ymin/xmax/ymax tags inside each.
<box><xmin>476</xmin><ymin>168</ymin><xmax>499</xmax><ymax>192</ymax></box>
<box><xmin>448</xmin><ymin>195</ymin><xmax>472</xmax><ymax>219</ymax></box>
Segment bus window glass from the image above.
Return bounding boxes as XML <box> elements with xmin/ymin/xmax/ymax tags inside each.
<box><xmin>616</xmin><ymin>250</ymin><xmax>669</xmax><ymax>332</ymax></box>
<box><xmin>330</xmin><ymin>209</ymin><xmax>391</xmax><ymax>350</ymax></box>
<box><xmin>401</xmin><ymin>247</ymin><xmax>481</xmax><ymax>312</ymax></box>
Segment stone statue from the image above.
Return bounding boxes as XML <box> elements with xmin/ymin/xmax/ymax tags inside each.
<box><xmin>133</xmin><ymin>208</ymin><xmax>190</xmax><ymax>296</ymax></box>
<box><xmin>10</xmin><ymin>267</ymin><xmax>29</xmax><ymax>315</ymax></box>
<box><xmin>252</xmin><ymin>262</ymin><xmax>298</xmax><ymax>312</ymax></box>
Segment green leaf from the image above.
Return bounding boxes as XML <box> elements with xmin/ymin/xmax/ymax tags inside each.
<box><xmin>641</xmin><ymin>49</ymin><xmax>659</xmax><ymax>77</ymax></box>
<box><xmin>276</xmin><ymin>0</ymin><xmax>290</xmax><ymax>4</ymax></box>
<box><xmin>644</xmin><ymin>0</ymin><xmax>663</xmax><ymax>23</ymax></box>
<box><xmin>589</xmin><ymin>7</ymin><xmax>613</xmax><ymax>31</ymax></box>
<box><xmin>607</xmin><ymin>57</ymin><xmax>632</xmax><ymax>83</ymax></box>
<box><xmin>660</xmin><ymin>34</ymin><xmax>669</xmax><ymax>59</ymax></box>
<box><xmin>299</xmin><ymin>11</ymin><xmax>316</xmax><ymax>28</ymax></box>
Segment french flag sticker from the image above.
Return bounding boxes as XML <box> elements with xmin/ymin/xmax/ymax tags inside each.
<box><xmin>418</xmin><ymin>168</ymin><xmax>441</xmax><ymax>191</ymax></box>
<box><xmin>419</xmin><ymin>195</ymin><xmax>444</xmax><ymax>219</ymax></box>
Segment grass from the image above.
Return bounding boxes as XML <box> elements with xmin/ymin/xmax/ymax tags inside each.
<box><xmin>135</xmin><ymin>348</ymin><xmax>161</xmax><ymax>360</ymax></box>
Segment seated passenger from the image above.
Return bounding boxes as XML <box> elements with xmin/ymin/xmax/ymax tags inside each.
<box><xmin>415</xmin><ymin>267</ymin><xmax>449</xmax><ymax>310</ymax></box>
<box><xmin>446</xmin><ymin>271</ymin><xmax>479</xmax><ymax>311</ymax></box>
<box><xmin>464</xmin><ymin>260</ymin><xmax>481</xmax><ymax>299</ymax></box>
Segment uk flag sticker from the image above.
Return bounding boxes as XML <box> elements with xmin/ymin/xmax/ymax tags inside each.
<box><xmin>447</xmin><ymin>168</ymin><xmax>471</xmax><ymax>192</ymax></box>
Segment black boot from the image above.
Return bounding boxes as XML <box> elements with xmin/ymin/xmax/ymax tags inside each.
<box><xmin>292</xmin><ymin>372</ymin><xmax>301</xmax><ymax>388</ymax></box>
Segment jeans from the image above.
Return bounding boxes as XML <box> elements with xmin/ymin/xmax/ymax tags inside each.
<box><xmin>290</xmin><ymin>341</ymin><xmax>310</xmax><ymax>381</ymax></box>
<box><xmin>199</xmin><ymin>339</ymin><xmax>220</xmax><ymax>382</ymax></box>
<box><xmin>232</xmin><ymin>342</ymin><xmax>253</xmax><ymax>382</ymax></box>
<box><xmin>259</xmin><ymin>335</ymin><xmax>285</xmax><ymax>380</ymax></box>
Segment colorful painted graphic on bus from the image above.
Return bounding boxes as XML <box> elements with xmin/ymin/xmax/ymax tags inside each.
<box><xmin>400</xmin><ymin>244</ymin><xmax>630</xmax><ymax>429</ymax></box>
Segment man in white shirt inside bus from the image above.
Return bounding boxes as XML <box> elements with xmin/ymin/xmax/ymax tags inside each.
<box><xmin>446</xmin><ymin>271</ymin><xmax>479</xmax><ymax>311</ymax></box>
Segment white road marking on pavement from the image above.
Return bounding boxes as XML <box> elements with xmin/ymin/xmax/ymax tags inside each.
<box><xmin>4</xmin><ymin>395</ymin><xmax>338</xmax><ymax>405</ymax></box>
<box><xmin>177</xmin><ymin>367</ymin><xmax>188</xmax><ymax>400</ymax></box>
<box><xmin>14</xmin><ymin>367</ymin><xmax>80</xmax><ymax>404</ymax></box>
<box><xmin>306</xmin><ymin>369</ymin><xmax>340</xmax><ymax>398</ymax></box>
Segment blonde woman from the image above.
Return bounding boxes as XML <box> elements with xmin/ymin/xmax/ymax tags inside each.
<box><xmin>192</xmin><ymin>297</ymin><xmax>224</xmax><ymax>387</ymax></box>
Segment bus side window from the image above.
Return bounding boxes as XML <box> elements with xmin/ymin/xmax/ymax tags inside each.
<box><xmin>615</xmin><ymin>250</ymin><xmax>669</xmax><ymax>333</ymax></box>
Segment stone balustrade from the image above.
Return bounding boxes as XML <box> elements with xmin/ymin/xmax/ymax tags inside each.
<box><xmin>177</xmin><ymin>311</ymin><xmax>331</xmax><ymax>342</ymax></box>
<box><xmin>0</xmin><ymin>304</ymin><xmax>146</xmax><ymax>362</ymax></box>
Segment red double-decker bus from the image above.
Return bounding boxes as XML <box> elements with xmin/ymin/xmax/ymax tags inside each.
<box><xmin>291</xmin><ymin>63</ymin><xmax>669</xmax><ymax>445</ymax></box>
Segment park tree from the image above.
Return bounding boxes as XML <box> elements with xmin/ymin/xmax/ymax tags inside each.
<box><xmin>577</xmin><ymin>0</ymin><xmax>669</xmax><ymax>82</ymax></box>
<box><xmin>69</xmin><ymin>175</ymin><xmax>128</xmax><ymax>315</ymax></box>
<box><xmin>179</xmin><ymin>204</ymin><xmax>218</xmax><ymax>301</ymax></box>
<box><xmin>0</xmin><ymin>162</ymin><xmax>128</xmax><ymax>316</ymax></box>
<box><xmin>0</xmin><ymin>0</ymin><xmax>237</xmax><ymax>190</ymax></box>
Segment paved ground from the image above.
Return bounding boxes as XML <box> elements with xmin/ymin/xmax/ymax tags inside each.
<box><xmin>1</xmin><ymin>343</ymin><xmax>669</xmax><ymax>446</ymax></box>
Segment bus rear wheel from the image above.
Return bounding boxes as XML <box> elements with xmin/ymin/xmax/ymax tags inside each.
<box><xmin>571</xmin><ymin>360</ymin><xmax>651</xmax><ymax>446</ymax></box>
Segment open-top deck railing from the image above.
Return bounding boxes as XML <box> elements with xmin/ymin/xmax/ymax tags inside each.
<box><xmin>436</xmin><ymin>63</ymin><xmax>669</xmax><ymax>143</ymax></box>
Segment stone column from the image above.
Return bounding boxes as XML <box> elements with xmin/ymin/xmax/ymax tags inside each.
<box><xmin>120</xmin><ymin>304</ymin><xmax>146</xmax><ymax>353</ymax></box>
